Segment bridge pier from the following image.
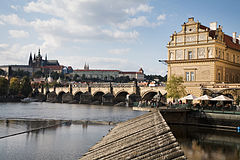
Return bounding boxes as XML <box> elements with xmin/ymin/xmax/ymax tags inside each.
<box><xmin>102</xmin><ymin>93</ymin><xmax>114</xmax><ymax>105</ymax></box>
<box><xmin>80</xmin><ymin>92</ymin><xmax>92</xmax><ymax>104</ymax></box>
<box><xmin>62</xmin><ymin>93</ymin><xmax>74</xmax><ymax>103</ymax></box>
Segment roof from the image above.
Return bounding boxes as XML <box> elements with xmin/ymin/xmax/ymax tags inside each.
<box><xmin>224</xmin><ymin>34</ymin><xmax>240</xmax><ymax>51</ymax></box>
<box><xmin>119</xmin><ymin>71</ymin><xmax>143</xmax><ymax>74</ymax></box>
<box><xmin>200</xmin><ymin>24</ymin><xmax>240</xmax><ymax>51</ymax></box>
<box><xmin>74</xmin><ymin>69</ymin><xmax>120</xmax><ymax>72</ymax></box>
<box><xmin>80</xmin><ymin>110</ymin><xmax>186</xmax><ymax>160</ymax></box>
<box><xmin>41</xmin><ymin>65</ymin><xmax>64</xmax><ymax>70</ymax></box>
<box><xmin>0</xmin><ymin>65</ymin><xmax>30</xmax><ymax>68</ymax></box>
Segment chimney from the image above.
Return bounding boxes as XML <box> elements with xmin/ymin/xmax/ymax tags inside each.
<box><xmin>210</xmin><ymin>22</ymin><xmax>217</xmax><ymax>30</ymax></box>
<box><xmin>233</xmin><ymin>32</ymin><xmax>237</xmax><ymax>43</ymax></box>
<box><xmin>188</xmin><ymin>17</ymin><xmax>194</xmax><ymax>22</ymax></box>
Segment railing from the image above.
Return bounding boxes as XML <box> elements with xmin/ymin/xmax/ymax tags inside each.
<box><xmin>168</xmin><ymin>104</ymin><xmax>240</xmax><ymax>115</ymax></box>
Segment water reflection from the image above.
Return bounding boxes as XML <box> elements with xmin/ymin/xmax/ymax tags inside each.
<box><xmin>170</xmin><ymin>125</ymin><xmax>240</xmax><ymax>160</ymax></box>
<box><xmin>0</xmin><ymin>102</ymin><xmax>145</xmax><ymax>122</ymax></box>
<box><xmin>0</xmin><ymin>124</ymin><xmax>113</xmax><ymax>160</ymax></box>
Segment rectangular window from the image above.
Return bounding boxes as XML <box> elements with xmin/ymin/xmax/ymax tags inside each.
<box><xmin>218</xmin><ymin>72</ymin><xmax>221</xmax><ymax>81</ymax></box>
<box><xmin>233</xmin><ymin>55</ymin><xmax>235</xmax><ymax>63</ymax></box>
<box><xmin>188</xmin><ymin>51</ymin><xmax>192</xmax><ymax>59</ymax></box>
<box><xmin>190</xmin><ymin>72</ymin><xmax>195</xmax><ymax>81</ymax></box>
<box><xmin>186</xmin><ymin>72</ymin><xmax>190</xmax><ymax>81</ymax></box>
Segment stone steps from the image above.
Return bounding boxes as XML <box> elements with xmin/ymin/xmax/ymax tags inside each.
<box><xmin>80</xmin><ymin>110</ymin><xmax>186</xmax><ymax>160</ymax></box>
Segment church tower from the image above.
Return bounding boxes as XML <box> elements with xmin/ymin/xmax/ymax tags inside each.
<box><xmin>28</xmin><ymin>52</ymin><xmax>33</xmax><ymax>66</ymax></box>
<box><xmin>84</xmin><ymin>63</ymin><xmax>89</xmax><ymax>70</ymax></box>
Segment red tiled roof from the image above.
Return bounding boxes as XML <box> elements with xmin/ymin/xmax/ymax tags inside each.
<box><xmin>41</xmin><ymin>65</ymin><xmax>64</xmax><ymax>70</ymax></box>
<box><xmin>200</xmin><ymin>24</ymin><xmax>209</xmax><ymax>30</ymax></box>
<box><xmin>224</xmin><ymin>34</ymin><xmax>240</xmax><ymax>51</ymax></box>
<box><xmin>74</xmin><ymin>69</ymin><xmax>120</xmax><ymax>72</ymax></box>
<box><xmin>120</xmin><ymin>72</ymin><xmax>143</xmax><ymax>74</ymax></box>
<box><xmin>200</xmin><ymin>23</ymin><xmax>240</xmax><ymax>51</ymax></box>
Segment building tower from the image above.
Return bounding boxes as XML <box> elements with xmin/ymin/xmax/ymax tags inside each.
<box><xmin>139</xmin><ymin>68</ymin><xmax>144</xmax><ymax>74</ymax></box>
<box><xmin>84</xmin><ymin>63</ymin><xmax>89</xmax><ymax>70</ymax></box>
<box><xmin>28</xmin><ymin>52</ymin><xmax>33</xmax><ymax>66</ymax></box>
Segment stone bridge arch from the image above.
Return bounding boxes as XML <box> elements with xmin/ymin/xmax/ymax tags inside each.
<box><xmin>142</xmin><ymin>91</ymin><xmax>158</xmax><ymax>101</ymax></box>
<box><xmin>73</xmin><ymin>91</ymin><xmax>83</xmax><ymax>102</ymax></box>
<box><xmin>115</xmin><ymin>91</ymin><xmax>129</xmax><ymax>103</ymax></box>
<box><xmin>93</xmin><ymin>91</ymin><xmax>105</xmax><ymax>103</ymax></box>
<box><xmin>57</xmin><ymin>91</ymin><xmax>66</xmax><ymax>103</ymax></box>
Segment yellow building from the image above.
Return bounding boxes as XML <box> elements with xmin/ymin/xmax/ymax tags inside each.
<box><xmin>166</xmin><ymin>17</ymin><xmax>240</xmax><ymax>96</ymax></box>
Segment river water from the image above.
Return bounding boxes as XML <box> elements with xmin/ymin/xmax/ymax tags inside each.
<box><xmin>0</xmin><ymin>102</ymin><xmax>239</xmax><ymax>160</ymax></box>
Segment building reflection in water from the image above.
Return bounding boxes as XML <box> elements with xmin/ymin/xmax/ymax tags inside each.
<box><xmin>170</xmin><ymin>125</ymin><xmax>240</xmax><ymax>160</ymax></box>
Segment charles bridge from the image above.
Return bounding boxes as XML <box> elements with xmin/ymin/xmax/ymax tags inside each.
<box><xmin>42</xmin><ymin>82</ymin><xmax>167</xmax><ymax>105</ymax></box>
<box><xmin>33</xmin><ymin>81</ymin><xmax>240</xmax><ymax>105</ymax></box>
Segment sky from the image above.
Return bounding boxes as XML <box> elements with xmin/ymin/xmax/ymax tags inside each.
<box><xmin>0</xmin><ymin>0</ymin><xmax>239</xmax><ymax>76</ymax></box>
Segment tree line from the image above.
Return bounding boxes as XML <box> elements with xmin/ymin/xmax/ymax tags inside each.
<box><xmin>0</xmin><ymin>76</ymin><xmax>32</xmax><ymax>97</ymax></box>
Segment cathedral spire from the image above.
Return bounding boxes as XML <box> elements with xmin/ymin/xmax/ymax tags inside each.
<box><xmin>29</xmin><ymin>52</ymin><xmax>33</xmax><ymax>66</ymax></box>
<box><xmin>84</xmin><ymin>62</ymin><xmax>89</xmax><ymax>70</ymax></box>
<box><xmin>38</xmin><ymin>48</ymin><xmax>41</xmax><ymax>57</ymax></box>
<box><xmin>45</xmin><ymin>53</ymin><xmax>47</xmax><ymax>61</ymax></box>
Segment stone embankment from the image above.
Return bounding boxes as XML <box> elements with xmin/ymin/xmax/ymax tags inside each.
<box><xmin>0</xmin><ymin>95</ymin><xmax>23</xmax><ymax>102</ymax></box>
<box><xmin>80</xmin><ymin>110</ymin><xmax>186</xmax><ymax>160</ymax></box>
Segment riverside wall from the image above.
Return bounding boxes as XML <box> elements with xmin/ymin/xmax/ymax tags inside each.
<box><xmin>160</xmin><ymin>109</ymin><xmax>240</xmax><ymax>129</ymax></box>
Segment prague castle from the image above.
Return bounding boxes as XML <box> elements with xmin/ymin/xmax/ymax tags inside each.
<box><xmin>166</xmin><ymin>17</ymin><xmax>240</xmax><ymax>96</ymax></box>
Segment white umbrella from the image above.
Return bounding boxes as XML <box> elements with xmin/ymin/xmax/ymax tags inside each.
<box><xmin>210</xmin><ymin>95</ymin><xmax>233</xmax><ymax>101</ymax></box>
<box><xmin>180</xmin><ymin>94</ymin><xmax>197</xmax><ymax>100</ymax></box>
<box><xmin>196</xmin><ymin>95</ymin><xmax>212</xmax><ymax>101</ymax></box>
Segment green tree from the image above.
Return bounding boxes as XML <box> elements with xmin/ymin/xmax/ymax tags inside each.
<box><xmin>73</xmin><ymin>74</ymin><xmax>80</xmax><ymax>82</ymax></box>
<box><xmin>19</xmin><ymin>76</ymin><xmax>32</xmax><ymax>97</ymax></box>
<box><xmin>11</xmin><ymin>69</ymin><xmax>30</xmax><ymax>78</ymax></box>
<box><xmin>9</xmin><ymin>77</ymin><xmax>20</xmax><ymax>95</ymax></box>
<box><xmin>33</xmin><ymin>71</ymin><xmax>45</xmax><ymax>78</ymax></box>
<box><xmin>0</xmin><ymin>77</ymin><xmax>8</xmax><ymax>96</ymax></box>
<box><xmin>165</xmin><ymin>75</ymin><xmax>186</xmax><ymax>100</ymax></box>
<box><xmin>50</xmin><ymin>72</ymin><xmax>60</xmax><ymax>80</ymax></box>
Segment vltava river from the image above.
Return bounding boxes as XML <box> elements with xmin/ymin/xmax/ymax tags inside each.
<box><xmin>0</xmin><ymin>102</ymin><xmax>239</xmax><ymax>160</ymax></box>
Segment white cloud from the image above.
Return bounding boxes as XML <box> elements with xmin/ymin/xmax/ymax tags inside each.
<box><xmin>13</xmin><ymin>0</ymin><xmax>154</xmax><ymax>50</ymax></box>
<box><xmin>108</xmin><ymin>48</ymin><xmax>130</xmax><ymax>55</ymax></box>
<box><xmin>0</xmin><ymin>14</ymin><xmax>28</xmax><ymax>26</ymax></box>
<box><xmin>0</xmin><ymin>44</ymin><xmax>9</xmax><ymax>48</ymax></box>
<box><xmin>157</xmin><ymin>14</ymin><xmax>166</xmax><ymax>21</ymax></box>
<box><xmin>124</xmin><ymin>4</ymin><xmax>153</xmax><ymax>16</ymax></box>
<box><xmin>0</xmin><ymin>43</ymin><xmax>40</xmax><ymax>65</ymax></box>
<box><xmin>118</xmin><ymin>16</ymin><xmax>151</xmax><ymax>29</ymax></box>
<box><xmin>10</xmin><ymin>5</ymin><xmax>20</xmax><ymax>11</ymax></box>
<box><xmin>0</xmin><ymin>0</ymin><xmax>163</xmax><ymax>70</ymax></box>
<box><xmin>102</xmin><ymin>30</ymin><xmax>139</xmax><ymax>41</ymax></box>
<box><xmin>57</xmin><ymin>55</ymin><xmax>131</xmax><ymax>70</ymax></box>
<box><xmin>8</xmin><ymin>30</ymin><xmax>29</xmax><ymax>38</ymax></box>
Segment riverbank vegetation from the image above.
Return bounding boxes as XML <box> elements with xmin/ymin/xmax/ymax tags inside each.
<box><xmin>0</xmin><ymin>76</ymin><xmax>32</xmax><ymax>98</ymax></box>
<box><xmin>166</xmin><ymin>75</ymin><xmax>186</xmax><ymax>100</ymax></box>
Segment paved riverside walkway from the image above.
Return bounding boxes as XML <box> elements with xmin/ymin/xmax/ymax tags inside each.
<box><xmin>80</xmin><ymin>110</ymin><xmax>186</xmax><ymax>160</ymax></box>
